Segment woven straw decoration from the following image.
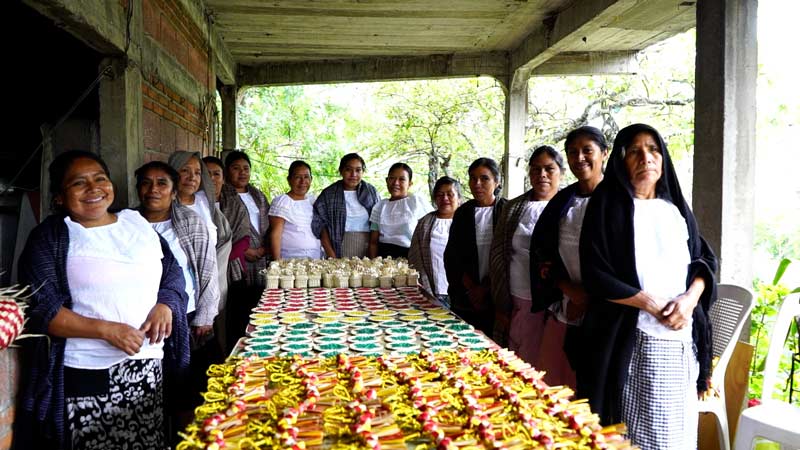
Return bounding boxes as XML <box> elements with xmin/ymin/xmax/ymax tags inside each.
<box><xmin>0</xmin><ymin>298</ymin><xmax>24</xmax><ymax>349</ymax></box>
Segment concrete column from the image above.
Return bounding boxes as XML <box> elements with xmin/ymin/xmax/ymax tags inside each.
<box><xmin>501</xmin><ymin>70</ymin><xmax>530</xmax><ymax>199</ymax></box>
<box><xmin>220</xmin><ymin>84</ymin><xmax>238</xmax><ymax>151</ymax></box>
<box><xmin>99</xmin><ymin>57</ymin><xmax>144</xmax><ymax>209</ymax></box>
<box><xmin>692</xmin><ymin>0</ymin><xmax>758</xmax><ymax>286</ymax></box>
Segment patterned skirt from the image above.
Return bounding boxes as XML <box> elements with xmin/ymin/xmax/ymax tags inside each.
<box><xmin>65</xmin><ymin>358</ymin><xmax>166</xmax><ymax>450</ymax></box>
<box><xmin>621</xmin><ymin>329</ymin><xmax>699</xmax><ymax>450</ymax></box>
<box><xmin>342</xmin><ymin>231</ymin><xmax>370</xmax><ymax>257</ymax></box>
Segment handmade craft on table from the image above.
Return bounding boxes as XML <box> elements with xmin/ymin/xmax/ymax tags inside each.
<box><xmin>178</xmin><ymin>350</ymin><xmax>632</xmax><ymax>449</ymax></box>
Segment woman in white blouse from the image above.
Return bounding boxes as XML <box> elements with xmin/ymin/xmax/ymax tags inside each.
<box><xmin>408</xmin><ymin>177</ymin><xmax>462</xmax><ymax>306</ymax></box>
<box><xmin>135</xmin><ymin>161</ymin><xmax>219</xmax><ymax>338</ymax></box>
<box><xmin>269</xmin><ymin>160</ymin><xmax>321</xmax><ymax>260</ymax></box>
<box><xmin>579</xmin><ymin>124</ymin><xmax>717</xmax><ymax>448</ymax></box>
<box><xmin>17</xmin><ymin>150</ymin><xmax>188</xmax><ymax>449</ymax></box>
<box><xmin>529</xmin><ymin>126</ymin><xmax>609</xmax><ymax>388</ymax></box>
<box><xmin>444</xmin><ymin>158</ymin><xmax>507</xmax><ymax>337</ymax></box>
<box><xmin>169</xmin><ymin>152</ymin><xmax>221</xmax><ymax>250</ymax></box>
<box><xmin>168</xmin><ymin>152</ymin><xmax>232</xmax><ymax>321</ymax></box>
<box><xmin>368</xmin><ymin>163</ymin><xmax>432</xmax><ymax>258</ymax></box>
<box><xmin>489</xmin><ymin>146</ymin><xmax>564</xmax><ymax>361</ymax></box>
<box><xmin>311</xmin><ymin>153</ymin><xmax>380</xmax><ymax>258</ymax></box>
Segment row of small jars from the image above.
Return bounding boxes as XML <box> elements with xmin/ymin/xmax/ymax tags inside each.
<box><xmin>263</xmin><ymin>270</ymin><xmax>419</xmax><ymax>289</ymax></box>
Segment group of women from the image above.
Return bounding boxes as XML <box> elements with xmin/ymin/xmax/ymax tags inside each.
<box><xmin>15</xmin><ymin>150</ymin><xmax>272</xmax><ymax>449</ymax></box>
<box><xmin>15</xmin><ymin>122</ymin><xmax>716</xmax><ymax>450</ymax></box>
<box><xmin>270</xmin><ymin>124</ymin><xmax>717</xmax><ymax>449</ymax></box>
<box><xmin>372</xmin><ymin>123</ymin><xmax>715</xmax><ymax>450</ymax></box>
<box><xmin>437</xmin><ymin>124</ymin><xmax>714</xmax><ymax>450</ymax></box>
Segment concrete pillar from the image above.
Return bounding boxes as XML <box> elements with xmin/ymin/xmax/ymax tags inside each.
<box><xmin>220</xmin><ymin>84</ymin><xmax>238</xmax><ymax>151</ymax></box>
<box><xmin>99</xmin><ymin>57</ymin><xmax>144</xmax><ymax>209</ymax></box>
<box><xmin>692</xmin><ymin>0</ymin><xmax>758</xmax><ymax>287</ymax></box>
<box><xmin>501</xmin><ymin>70</ymin><xmax>530</xmax><ymax>199</ymax></box>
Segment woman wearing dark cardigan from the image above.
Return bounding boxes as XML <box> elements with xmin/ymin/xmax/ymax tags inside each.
<box><xmin>15</xmin><ymin>150</ymin><xmax>189</xmax><ymax>449</ymax></box>
<box><xmin>444</xmin><ymin>158</ymin><xmax>507</xmax><ymax>337</ymax></box>
<box><xmin>529</xmin><ymin>126</ymin><xmax>609</xmax><ymax>388</ymax></box>
<box><xmin>489</xmin><ymin>146</ymin><xmax>563</xmax><ymax>356</ymax></box>
<box><xmin>578</xmin><ymin>124</ymin><xmax>717</xmax><ymax>449</ymax></box>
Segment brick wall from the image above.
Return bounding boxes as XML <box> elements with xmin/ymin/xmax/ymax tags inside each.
<box><xmin>142</xmin><ymin>0</ymin><xmax>214</xmax><ymax>163</ymax></box>
<box><xmin>142</xmin><ymin>78</ymin><xmax>207</xmax><ymax>162</ymax></box>
<box><xmin>0</xmin><ymin>349</ymin><xmax>20</xmax><ymax>450</ymax></box>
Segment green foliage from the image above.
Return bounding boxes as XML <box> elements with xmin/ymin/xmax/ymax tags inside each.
<box><xmin>237</xmin><ymin>86</ymin><xmax>357</xmax><ymax>200</ymax></box>
<box><xmin>370</xmin><ymin>78</ymin><xmax>505</xmax><ymax>198</ymax></box>
<box><xmin>754</xmin><ymin>219</ymin><xmax>800</xmax><ymax>264</ymax></box>
<box><xmin>523</xmin><ymin>31</ymin><xmax>696</xmax><ymax>188</ymax></box>
<box><xmin>749</xmin><ymin>259</ymin><xmax>800</xmax><ymax>405</ymax></box>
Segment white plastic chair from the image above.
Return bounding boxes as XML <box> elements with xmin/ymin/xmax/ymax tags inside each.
<box><xmin>699</xmin><ymin>284</ymin><xmax>755</xmax><ymax>450</ymax></box>
<box><xmin>733</xmin><ymin>293</ymin><xmax>800</xmax><ymax>450</ymax></box>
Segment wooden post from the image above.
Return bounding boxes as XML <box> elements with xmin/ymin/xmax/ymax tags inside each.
<box><xmin>698</xmin><ymin>340</ymin><xmax>754</xmax><ymax>450</ymax></box>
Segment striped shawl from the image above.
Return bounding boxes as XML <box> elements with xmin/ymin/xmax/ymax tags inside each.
<box><xmin>311</xmin><ymin>180</ymin><xmax>379</xmax><ymax>257</ymax></box>
<box><xmin>219</xmin><ymin>182</ymin><xmax>270</xmax><ymax>286</ymax></box>
<box><xmin>489</xmin><ymin>190</ymin><xmax>535</xmax><ymax>346</ymax></box>
<box><xmin>407</xmin><ymin>211</ymin><xmax>439</xmax><ymax>296</ymax></box>
<box><xmin>169</xmin><ymin>202</ymin><xmax>220</xmax><ymax>326</ymax></box>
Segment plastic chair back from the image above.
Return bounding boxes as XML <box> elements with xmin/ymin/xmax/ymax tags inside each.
<box><xmin>709</xmin><ymin>284</ymin><xmax>754</xmax><ymax>388</ymax></box>
<box><xmin>761</xmin><ymin>293</ymin><xmax>800</xmax><ymax>402</ymax></box>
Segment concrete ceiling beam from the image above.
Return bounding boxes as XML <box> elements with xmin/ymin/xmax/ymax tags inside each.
<box><xmin>532</xmin><ymin>50</ymin><xmax>640</xmax><ymax>76</ymax></box>
<box><xmin>174</xmin><ymin>0</ymin><xmax>236</xmax><ymax>85</ymax></box>
<box><xmin>511</xmin><ymin>0</ymin><xmax>639</xmax><ymax>73</ymax></box>
<box><xmin>22</xmin><ymin>0</ymin><xmax>129</xmax><ymax>55</ymax></box>
<box><xmin>237</xmin><ymin>51</ymin><xmax>509</xmax><ymax>87</ymax></box>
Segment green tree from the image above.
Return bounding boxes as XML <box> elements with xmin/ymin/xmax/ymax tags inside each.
<box><xmin>237</xmin><ymin>86</ymin><xmax>356</xmax><ymax>200</ymax></box>
<box><xmin>525</xmin><ymin>30</ymin><xmax>696</xmax><ymax>164</ymax></box>
<box><xmin>369</xmin><ymin>78</ymin><xmax>505</xmax><ymax>198</ymax></box>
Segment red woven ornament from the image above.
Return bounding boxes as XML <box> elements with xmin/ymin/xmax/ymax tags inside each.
<box><xmin>0</xmin><ymin>298</ymin><xmax>24</xmax><ymax>349</ymax></box>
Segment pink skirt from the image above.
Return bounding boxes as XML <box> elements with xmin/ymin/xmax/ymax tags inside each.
<box><xmin>508</xmin><ymin>296</ymin><xmax>576</xmax><ymax>389</ymax></box>
<box><xmin>535</xmin><ymin>315</ymin><xmax>576</xmax><ymax>389</ymax></box>
<box><xmin>508</xmin><ymin>296</ymin><xmax>546</xmax><ymax>365</ymax></box>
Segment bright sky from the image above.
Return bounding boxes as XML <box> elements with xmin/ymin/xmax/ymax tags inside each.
<box><xmin>754</xmin><ymin>0</ymin><xmax>800</xmax><ymax>285</ymax></box>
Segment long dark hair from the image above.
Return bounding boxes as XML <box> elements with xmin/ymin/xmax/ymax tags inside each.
<box><xmin>468</xmin><ymin>157</ymin><xmax>502</xmax><ymax>196</ymax></box>
<box><xmin>202</xmin><ymin>156</ymin><xmax>224</xmax><ymax>170</ymax></box>
<box><xmin>388</xmin><ymin>162</ymin><xmax>413</xmax><ymax>181</ymax></box>
<box><xmin>288</xmin><ymin>160</ymin><xmax>312</xmax><ymax>179</ymax></box>
<box><xmin>564</xmin><ymin>126</ymin><xmax>608</xmax><ymax>153</ymax></box>
<box><xmin>225</xmin><ymin>150</ymin><xmax>251</xmax><ymax>168</ymax></box>
<box><xmin>529</xmin><ymin>145</ymin><xmax>565</xmax><ymax>173</ymax></box>
<box><xmin>339</xmin><ymin>153</ymin><xmax>367</xmax><ymax>172</ymax></box>
<box><xmin>432</xmin><ymin>176</ymin><xmax>463</xmax><ymax>204</ymax></box>
<box><xmin>135</xmin><ymin>161</ymin><xmax>179</xmax><ymax>193</ymax></box>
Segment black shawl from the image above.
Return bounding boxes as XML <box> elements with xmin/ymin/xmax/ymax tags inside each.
<box><xmin>444</xmin><ymin>197</ymin><xmax>507</xmax><ymax>335</ymax></box>
<box><xmin>578</xmin><ymin>123</ymin><xmax>717</xmax><ymax>425</ymax></box>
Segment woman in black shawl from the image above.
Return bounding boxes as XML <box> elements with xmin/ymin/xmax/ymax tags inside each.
<box><xmin>529</xmin><ymin>126</ymin><xmax>609</xmax><ymax>388</ymax></box>
<box><xmin>579</xmin><ymin>123</ymin><xmax>717</xmax><ymax>449</ymax></box>
<box><xmin>444</xmin><ymin>157</ymin><xmax>507</xmax><ymax>337</ymax></box>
